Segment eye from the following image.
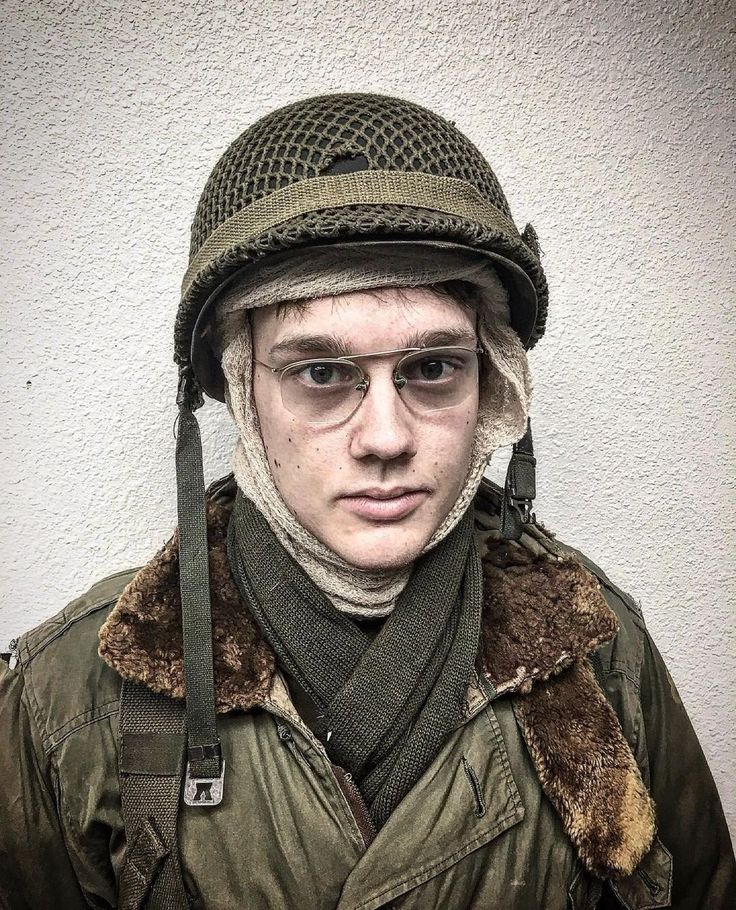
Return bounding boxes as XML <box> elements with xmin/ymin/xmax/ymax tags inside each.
<box><xmin>289</xmin><ymin>362</ymin><xmax>358</xmax><ymax>388</ymax></box>
<box><xmin>402</xmin><ymin>355</ymin><xmax>466</xmax><ymax>383</ymax></box>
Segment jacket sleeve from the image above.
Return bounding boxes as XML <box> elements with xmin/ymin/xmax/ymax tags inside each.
<box><xmin>0</xmin><ymin>658</ymin><xmax>90</xmax><ymax>910</ymax></box>
<box><xmin>637</xmin><ymin>629</ymin><xmax>735</xmax><ymax>909</ymax></box>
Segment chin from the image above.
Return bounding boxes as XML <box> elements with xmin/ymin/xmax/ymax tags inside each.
<box><xmin>333</xmin><ymin>525</ymin><xmax>430</xmax><ymax>571</ymax></box>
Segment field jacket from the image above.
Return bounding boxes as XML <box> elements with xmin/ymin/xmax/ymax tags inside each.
<box><xmin>1</xmin><ymin>477</ymin><xmax>734</xmax><ymax>909</ymax></box>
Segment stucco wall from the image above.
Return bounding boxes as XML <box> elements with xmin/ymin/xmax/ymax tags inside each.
<box><xmin>1</xmin><ymin>0</ymin><xmax>734</xmax><ymax>840</ymax></box>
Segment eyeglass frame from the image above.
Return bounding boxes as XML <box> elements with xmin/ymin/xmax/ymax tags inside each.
<box><xmin>253</xmin><ymin>343</ymin><xmax>485</xmax><ymax>425</ymax></box>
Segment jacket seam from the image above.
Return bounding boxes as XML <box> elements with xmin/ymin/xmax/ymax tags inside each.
<box><xmin>599</xmin><ymin>582</ymin><xmax>647</xmax><ymax>633</ymax></box>
<box><xmin>43</xmin><ymin>701</ymin><xmax>120</xmax><ymax>754</ymax></box>
<box><xmin>607</xmin><ymin>664</ymin><xmax>641</xmax><ymax>692</ymax></box>
<box><xmin>264</xmin><ymin>704</ymin><xmax>365</xmax><ymax>854</ymax></box>
<box><xmin>50</xmin><ymin>747</ymin><xmax>117</xmax><ymax>888</ymax></box>
<box><xmin>21</xmin><ymin>598</ymin><xmax>119</xmax><ymax>663</ymax></box>
<box><xmin>15</xmin><ymin>674</ymin><xmax>85</xmax><ymax>895</ymax></box>
<box><xmin>21</xmin><ymin>660</ymin><xmax>51</xmax><ymax>745</ymax></box>
<box><xmin>18</xmin><ymin>600</ymin><xmax>120</xmax><ymax>747</ymax></box>
<box><xmin>484</xmin><ymin>702</ymin><xmax>523</xmax><ymax>814</ymax></box>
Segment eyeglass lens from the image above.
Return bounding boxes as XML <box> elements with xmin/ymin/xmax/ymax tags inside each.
<box><xmin>279</xmin><ymin>347</ymin><xmax>479</xmax><ymax>425</ymax></box>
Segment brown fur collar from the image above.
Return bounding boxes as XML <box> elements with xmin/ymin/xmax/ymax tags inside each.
<box><xmin>514</xmin><ymin>663</ymin><xmax>656</xmax><ymax>880</ymax></box>
<box><xmin>98</xmin><ymin>489</ymin><xmax>655</xmax><ymax>879</ymax></box>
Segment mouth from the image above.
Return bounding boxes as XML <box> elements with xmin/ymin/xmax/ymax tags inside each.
<box><xmin>339</xmin><ymin>490</ymin><xmax>429</xmax><ymax>522</ymax></box>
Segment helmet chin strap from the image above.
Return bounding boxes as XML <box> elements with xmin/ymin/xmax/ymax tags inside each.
<box><xmin>500</xmin><ymin>416</ymin><xmax>536</xmax><ymax>540</ymax></box>
<box><xmin>174</xmin><ymin>364</ymin><xmax>225</xmax><ymax>806</ymax></box>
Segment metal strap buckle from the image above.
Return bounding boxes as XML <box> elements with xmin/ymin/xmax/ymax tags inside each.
<box><xmin>183</xmin><ymin>759</ymin><xmax>226</xmax><ymax>807</ymax></box>
<box><xmin>509</xmin><ymin>497</ymin><xmax>535</xmax><ymax>524</ymax></box>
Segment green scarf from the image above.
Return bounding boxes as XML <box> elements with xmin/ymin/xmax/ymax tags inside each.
<box><xmin>226</xmin><ymin>488</ymin><xmax>483</xmax><ymax>829</ymax></box>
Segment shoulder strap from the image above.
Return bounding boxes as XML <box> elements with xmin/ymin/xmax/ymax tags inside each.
<box><xmin>118</xmin><ymin>678</ymin><xmax>191</xmax><ymax>909</ymax></box>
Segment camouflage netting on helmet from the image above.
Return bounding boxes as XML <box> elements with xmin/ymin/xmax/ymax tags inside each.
<box><xmin>188</xmin><ymin>94</ymin><xmax>515</xmax><ymax>253</ymax></box>
<box><xmin>176</xmin><ymin>93</ymin><xmax>548</xmax><ymax>390</ymax></box>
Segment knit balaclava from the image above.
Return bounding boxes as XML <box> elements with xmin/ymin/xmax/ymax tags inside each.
<box><xmin>214</xmin><ymin>242</ymin><xmax>533</xmax><ymax>617</ymax></box>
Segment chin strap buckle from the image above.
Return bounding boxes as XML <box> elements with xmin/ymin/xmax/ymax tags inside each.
<box><xmin>176</xmin><ymin>364</ymin><xmax>204</xmax><ymax>411</ymax></box>
<box><xmin>501</xmin><ymin>417</ymin><xmax>537</xmax><ymax>541</ymax></box>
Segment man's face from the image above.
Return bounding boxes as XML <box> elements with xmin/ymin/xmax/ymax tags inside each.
<box><xmin>249</xmin><ymin>286</ymin><xmax>480</xmax><ymax>570</ymax></box>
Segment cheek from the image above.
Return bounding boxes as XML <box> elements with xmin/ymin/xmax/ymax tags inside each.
<box><xmin>421</xmin><ymin>404</ymin><xmax>478</xmax><ymax>471</ymax></box>
<box><xmin>261</xmin><ymin>415</ymin><xmax>298</xmax><ymax>475</ymax></box>
<box><xmin>254</xmin><ymin>377</ymin><xmax>292</xmax><ymax>470</ymax></box>
<box><xmin>261</xmin><ymin>415</ymin><xmax>330</xmax><ymax>490</ymax></box>
<box><xmin>452</xmin><ymin>397</ymin><xmax>480</xmax><ymax>443</ymax></box>
<box><xmin>461</xmin><ymin>387</ymin><xmax>480</xmax><ymax>436</ymax></box>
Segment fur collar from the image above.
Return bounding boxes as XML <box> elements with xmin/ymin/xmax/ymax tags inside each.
<box><xmin>98</xmin><ymin>482</ymin><xmax>655</xmax><ymax>880</ymax></box>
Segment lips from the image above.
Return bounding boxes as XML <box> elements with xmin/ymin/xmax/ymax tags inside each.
<box><xmin>339</xmin><ymin>490</ymin><xmax>428</xmax><ymax>521</ymax></box>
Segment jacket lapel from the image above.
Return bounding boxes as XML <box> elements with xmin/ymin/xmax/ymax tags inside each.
<box><xmin>98</xmin><ymin>484</ymin><xmax>655</xmax><ymax>879</ymax></box>
<box><xmin>513</xmin><ymin>662</ymin><xmax>656</xmax><ymax>880</ymax></box>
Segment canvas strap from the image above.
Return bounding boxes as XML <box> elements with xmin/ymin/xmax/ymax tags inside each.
<box><xmin>175</xmin><ymin>370</ymin><xmax>223</xmax><ymax>785</ymax></box>
<box><xmin>118</xmin><ymin>679</ymin><xmax>190</xmax><ymax>910</ymax></box>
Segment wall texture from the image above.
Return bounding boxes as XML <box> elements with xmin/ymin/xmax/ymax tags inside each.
<box><xmin>1</xmin><ymin>0</ymin><xmax>734</xmax><ymax>838</ymax></box>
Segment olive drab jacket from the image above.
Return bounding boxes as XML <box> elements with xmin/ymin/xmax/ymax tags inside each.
<box><xmin>1</xmin><ymin>477</ymin><xmax>734</xmax><ymax>909</ymax></box>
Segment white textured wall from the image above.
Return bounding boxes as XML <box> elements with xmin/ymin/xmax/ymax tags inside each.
<box><xmin>1</xmin><ymin>0</ymin><xmax>734</xmax><ymax>838</ymax></box>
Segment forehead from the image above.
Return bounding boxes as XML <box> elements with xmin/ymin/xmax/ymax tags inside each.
<box><xmin>254</xmin><ymin>286</ymin><xmax>477</xmax><ymax>358</ymax></box>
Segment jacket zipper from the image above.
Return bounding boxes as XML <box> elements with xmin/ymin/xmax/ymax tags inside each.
<box><xmin>275</xmin><ymin>719</ymin><xmax>377</xmax><ymax>848</ymax></box>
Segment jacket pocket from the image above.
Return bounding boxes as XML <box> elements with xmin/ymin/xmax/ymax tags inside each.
<box><xmin>118</xmin><ymin>816</ymin><xmax>170</xmax><ymax>910</ymax></box>
<box><xmin>609</xmin><ymin>837</ymin><xmax>673</xmax><ymax>909</ymax></box>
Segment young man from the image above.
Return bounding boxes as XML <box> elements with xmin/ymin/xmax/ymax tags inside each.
<box><xmin>1</xmin><ymin>93</ymin><xmax>734</xmax><ymax>909</ymax></box>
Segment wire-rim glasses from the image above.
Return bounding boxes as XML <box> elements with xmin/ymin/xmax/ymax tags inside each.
<box><xmin>254</xmin><ymin>344</ymin><xmax>484</xmax><ymax>426</ymax></box>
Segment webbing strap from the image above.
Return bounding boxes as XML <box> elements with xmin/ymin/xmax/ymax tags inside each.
<box><xmin>501</xmin><ymin>416</ymin><xmax>537</xmax><ymax>541</ymax></box>
<box><xmin>118</xmin><ymin>679</ymin><xmax>190</xmax><ymax>909</ymax></box>
<box><xmin>181</xmin><ymin>170</ymin><xmax>520</xmax><ymax>298</ymax></box>
<box><xmin>175</xmin><ymin>376</ymin><xmax>222</xmax><ymax>782</ymax></box>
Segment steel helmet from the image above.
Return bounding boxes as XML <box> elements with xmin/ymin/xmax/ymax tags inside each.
<box><xmin>175</xmin><ymin>92</ymin><xmax>547</xmax><ymax>405</ymax></box>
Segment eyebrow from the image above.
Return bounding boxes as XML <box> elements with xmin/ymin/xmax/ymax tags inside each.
<box><xmin>269</xmin><ymin>327</ymin><xmax>478</xmax><ymax>360</ymax></box>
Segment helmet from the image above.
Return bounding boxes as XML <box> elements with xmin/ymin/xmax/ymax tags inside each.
<box><xmin>173</xmin><ymin>93</ymin><xmax>541</xmax><ymax>801</ymax></box>
<box><xmin>175</xmin><ymin>92</ymin><xmax>548</xmax><ymax>404</ymax></box>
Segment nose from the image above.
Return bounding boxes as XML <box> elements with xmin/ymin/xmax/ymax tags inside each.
<box><xmin>347</xmin><ymin>367</ymin><xmax>418</xmax><ymax>462</ymax></box>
